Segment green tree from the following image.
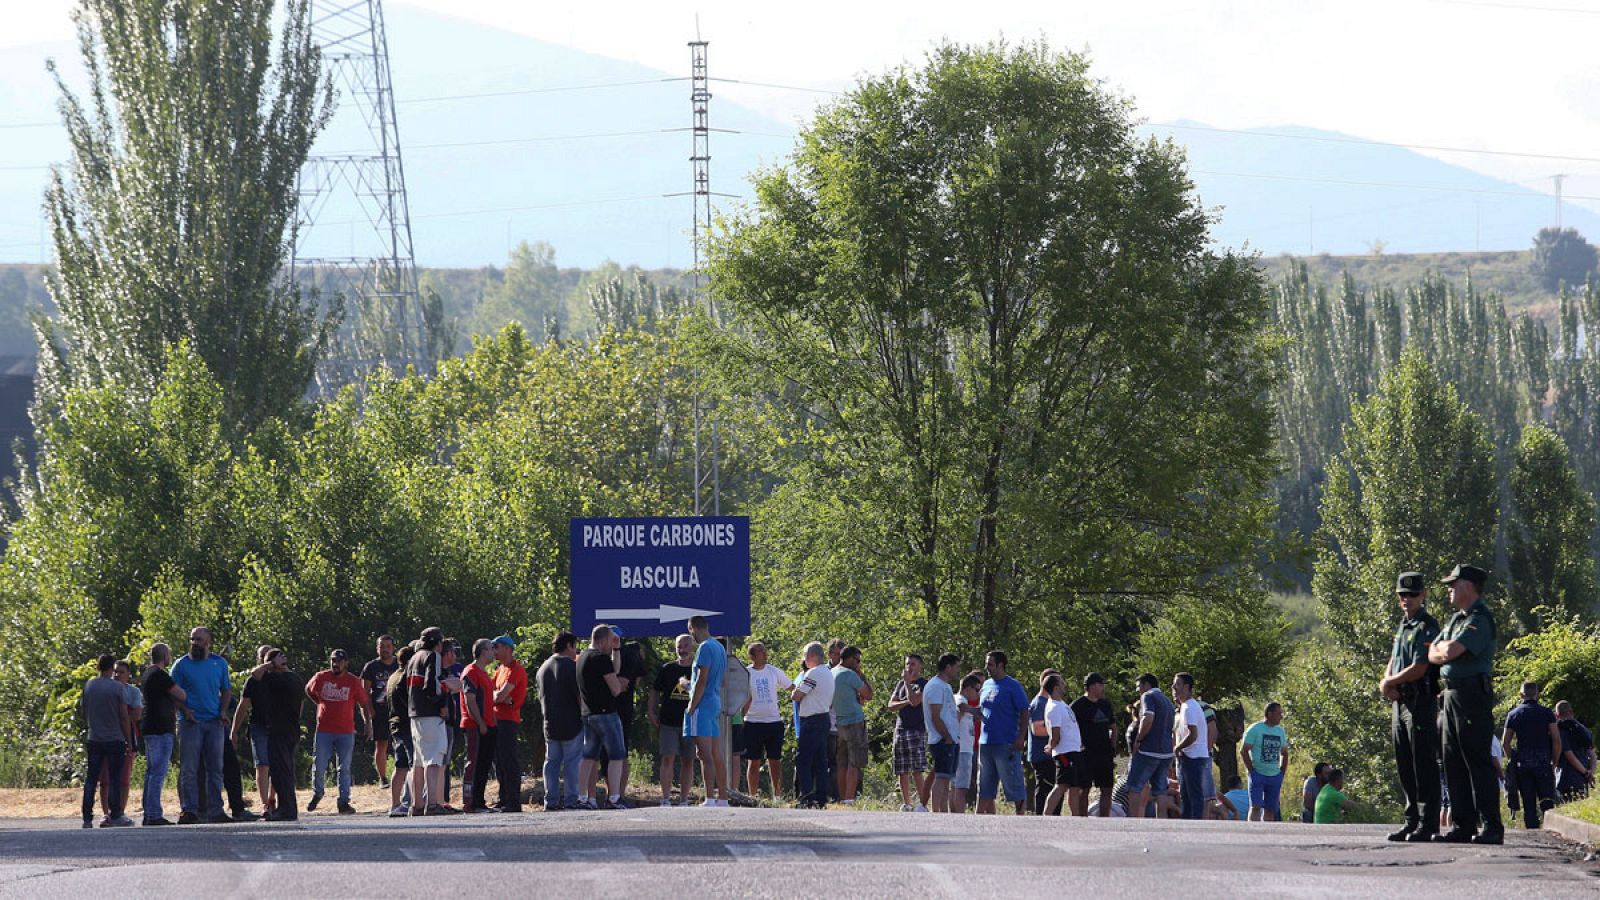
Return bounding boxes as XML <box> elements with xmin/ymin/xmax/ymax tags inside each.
<box><xmin>702</xmin><ymin>40</ymin><xmax>1279</xmax><ymax>663</ymax></box>
<box><xmin>1506</xmin><ymin>424</ymin><xmax>1598</xmax><ymax>629</ymax></box>
<box><xmin>1531</xmin><ymin>227</ymin><xmax>1598</xmax><ymax>292</ymax></box>
<box><xmin>473</xmin><ymin>241</ymin><xmax>565</xmax><ymax>343</ymax></box>
<box><xmin>40</xmin><ymin>0</ymin><xmax>334</xmax><ymax>434</ymax></box>
<box><xmin>1496</xmin><ymin>613</ymin><xmax>1600</xmax><ymax>723</ymax></box>
<box><xmin>1313</xmin><ymin>350</ymin><xmax>1498</xmax><ymax>663</ymax></box>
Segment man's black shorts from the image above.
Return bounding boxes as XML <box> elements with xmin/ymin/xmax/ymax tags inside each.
<box><xmin>1071</xmin><ymin>751</ymin><xmax>1115</xmax><ymax>789</ymax></box>
<box><xmin>372</xmin><ymin>701</ymin><xmax>391</xmax><ymax>742</ymax></box>
<box><xmin>742</xmin><ymin>721</ymin><xmax>785</xmax><ymax>760</ymax></box>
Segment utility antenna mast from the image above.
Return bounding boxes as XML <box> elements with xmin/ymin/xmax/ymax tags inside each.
<box><xmin>1553</xmin><ymin>174</ymin><xmax>1567</xmax><ymax>229</ymax></box>
<box><xmin>292</xmin><ymin>0</ymin><xmax>428</xmax><ymax>390</ymax></box>
<box><xmin>687</xmin><ymin>35</ymin><xmax>720</xmax><ymax>516</ymax></box>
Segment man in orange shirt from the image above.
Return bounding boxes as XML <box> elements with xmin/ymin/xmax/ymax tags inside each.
<box><xmin>460</xmin><ymin>639</ymin><xmax>498</xmax><ymax>812</ymax></box>
<box><xmin>491</xmin><ymin>635</ymin><xmax>527</xmax><ymax>812</ymax></box>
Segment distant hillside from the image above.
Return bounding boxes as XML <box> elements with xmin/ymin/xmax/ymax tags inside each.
<box><xmin>1255</xmin><ymin>250</ymin><xmax>1558</xmax><ymax>321</ymax></box>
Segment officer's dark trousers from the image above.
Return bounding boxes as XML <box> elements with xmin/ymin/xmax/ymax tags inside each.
<box><xmin>1511</xmin><ymin>756</ymin><xmax>1555</xmax><ymax>829</ymax></box>
<box><xmin>1441</xmin><ymin>679</ymin><xmax>1502</xmax><ymax>832</ymax></box>
<box><xmin>1392</xmin><ymin>694</ymin><xmax>1440</xmax><ymax>828</ymax></box>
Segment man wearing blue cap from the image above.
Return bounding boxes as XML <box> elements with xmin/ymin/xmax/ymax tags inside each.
<box><xmin>491</xmin><ymin>635</ymin><xmax>526</xmax><ymax>812</ymax></box>
<box><xmin>1428</xmin><ymin>564</ymin><xmax>1503</xmax><ymax>844</ymax></box>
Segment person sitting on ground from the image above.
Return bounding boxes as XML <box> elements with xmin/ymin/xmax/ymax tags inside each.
<box><xmin>1302</xmin><ymin>761</ymin><xmax>1331</xmax><ymax>824</ymax></box>
<box><xmin>1313</xmin><ymin>768</ymin><xmax>1356</xmax><ymax>823</ymax></box>
<box><xmin>1222</xmin><ymin>775</ymin><xmax>1249</xmax><ymax>821</ymax></box>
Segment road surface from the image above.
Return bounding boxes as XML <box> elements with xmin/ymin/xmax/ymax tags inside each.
<box><xmin>0</xmin><ymin>807</ymin><xmax>1594</xmax><ymax>898</ymax></box>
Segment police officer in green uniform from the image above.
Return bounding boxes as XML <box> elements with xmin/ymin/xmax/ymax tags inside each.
<box><xmin>1377</xmin><ymin>572</ymin><xmax>1440</xmax><ymax>842</ymax></box>
<box><xmin>1427</xmin><ymin>564</ymin><xmax>1502</xmax><ymax>845</ymax></box>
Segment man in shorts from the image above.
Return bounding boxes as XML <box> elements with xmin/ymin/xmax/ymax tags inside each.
<box><xmin>384</xmin><ymin>644</ymin><xmax>415</xmax><ymax>817</ymax></box>
<box><xmin>649</xmin><ymin>633</ymin><xmax>697</xmax><ymax>806</ymax></box>
<box><xmin>1126</xmin><ymin>672</ymin><xmax>1175</xmax><ymax>818</ymax></box>
<box><xmin>1070</xmin><ymin>673</ymin><xmax>1117</xmax><ymax>816</ymax></box>
<box><xmin>741</xmin><ymin>640</ymin><xmax>791</xmax><ymax>801</ymax></box>
<box><xmin>406</xmin><ymin>627</ymin><xmax>463</xmax><ymax>815</ymax></box>
<box><xmin>1242</xmin><ymin>702</ymin><xmax>1289</xmax><ymax>821</ymax></box>
<box><xmin>577</xmin><ymin>625</ymin><xmax>632</xmax><ymax>809</ymax></box>
<box><xmin>685</xmin><ymin>615</ymin><xmax>728</xmax><ymax>806</ymax></box>
<box><xmin>230</xmin><ymin>646</ymin><xmax>277</xmax><ymax>817</ymax></box>
<box><xmin>922</xmin><ymin>654</ymin><xmax>961</xmax><ymax>812</ymax></box>
<box><xmin>831</xmin><ymin>646</ymin><xmax>872</xmax><ymax>805</ymax></box>
<box><xmin>360</xmin><ymin>635</ymin><xmax>399</xmax><ymax>788</ymax></box>
<box><xmin>1042</xmin><ymin>673</ymin><xmax>1081</xmax><ymax>816</ymax></box>
<box><xmin>887</xmin><ymin>654</ymin><xmax>929</xmax><ymax>811</ymax></box>
<box><xmin>977</xmin><ymin>651</ymin><xmax>1029</xmax><ymax>815</ymax></box>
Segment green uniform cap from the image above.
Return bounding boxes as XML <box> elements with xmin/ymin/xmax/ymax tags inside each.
<box><xmin>1440</xmin><ymin>564</ymin><xmax>1488</xmax><ymax>589</ymax></box>
<box><xmin>1396</xmin><ymin>572</ymin><xmax>1427</xmax><ymax>593</ymax></box>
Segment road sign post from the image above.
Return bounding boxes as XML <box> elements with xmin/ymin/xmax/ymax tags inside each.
<box><xmin>569</xmin><ymin>516</ymin><xmax>751</xmax><ymax>638</ymax></box>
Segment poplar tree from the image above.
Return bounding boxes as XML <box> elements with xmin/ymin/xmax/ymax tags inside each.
<box><xmin>39</xmin><ymin>0</ymin><xmax>333</xmax><ymax>434</ymax></box>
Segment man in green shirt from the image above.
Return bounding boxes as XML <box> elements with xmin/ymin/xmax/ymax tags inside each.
<box><xmin>830</xmin><ymin>646</ymin><xmax>872</xmax><ymax>805</ymax></box>
<box><xmin>1427</xmin><ymin>564</ymin><xmax>1503</xmax><ymax>845</ymax></box>
<box><xmin>1314</xmin><ymin>768</ymin><xmax>1356</xmax><ymax>823</ymax></box>
<box><xmin>1377</xmin><ymin>571</ymin><xmax>1442</xmax><ymax>843</ymax></box>
<box><xmin>1240</xmin><ymin>703</ymin><xmax>1288</xmax><ymax>821</ymax></box>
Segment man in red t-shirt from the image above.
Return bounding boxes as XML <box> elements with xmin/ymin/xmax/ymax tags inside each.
<box><xmin>460</xmin><ymin>639</ymin><xmax>498</xmax><ymax>812</ymax></box>
<box><xmin>491</xmin><ymin>636</ymin><xmax>527</xmax><ymax>812</ymax></box>
<box><xmin>304</xmin><ymin>649</ymin><xmax>373</xmax><ymax>813</ymax></box>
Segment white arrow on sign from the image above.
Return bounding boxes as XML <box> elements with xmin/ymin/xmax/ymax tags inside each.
<box><xmin>592</xmin><ymin>604</ymin><xmax>724</xmax><ymax>624</ymax></box>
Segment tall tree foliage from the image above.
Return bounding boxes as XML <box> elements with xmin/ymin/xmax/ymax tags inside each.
<box><xmin>1313</xmin><ymin>351</ymin><xmax>1499</xmax><ymax>663</ymax></box>
<box><xmin>40</xmin><ymin>0</ymin><xmax>333</xmax><ymax>433</ymax></box>
<box><xmin>1505</xmin><ymin>424</ymin><xmax>1598</xmax><ymax>629</ymax></box>
<box><xmin>703</xmin><ymin>41</ymin><xmax>1279</xmax><ymax>663</ymax></box>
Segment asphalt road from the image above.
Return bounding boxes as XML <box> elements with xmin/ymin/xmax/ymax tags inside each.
<box><xmin>0</xmin><ymin>808</ymin><xmax>1595</xmax><ymax>898</ymax></box>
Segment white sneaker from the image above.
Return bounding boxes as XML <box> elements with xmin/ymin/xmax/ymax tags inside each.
<box><xmin>842</xmin><ymin>798</ymin><xmax>856</xmax><ymax>806</ymax></box>
<box><xmin>899</xmin><ymin>803</ymin><xmax>913</xmax><ymax>812</ymax></box>
<box><xmin>914</xmin><ymin>804</ymin><xmax>929</xmax><ymax>813</ymax></box>
<box><xmin>700</xmin><ymin>799</ymin><xmax>718</xmax><ymax>808</ymax></box>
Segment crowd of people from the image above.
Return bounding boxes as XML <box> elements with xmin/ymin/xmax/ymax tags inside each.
<box><xmin>75</xmin><ymin>595</ymin><xmax>1596</xmax><ymax>835</ymax></box>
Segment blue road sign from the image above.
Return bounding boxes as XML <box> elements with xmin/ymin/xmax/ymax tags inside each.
<box><xmin>570</xmin><ymin>516</ymin><xmax>751</xmax><ymax>638</ymax></box>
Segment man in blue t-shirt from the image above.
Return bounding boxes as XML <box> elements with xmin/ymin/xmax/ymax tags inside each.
<box><xmin>169</xmin><ymin>626</ymin><xmax>232</xmax><ymax>824</ymax></box>
<box><xmin>1501</xmin><ymin>681</ymin><xmax>1560</xmax><ymax>829</ymax></box>
<box><xmin>977</xmin><ymin>650</ymin><xmax>1029</xmax><ymax>815</ymax></box>
<box><xmin>1027</xmin><ymin>670</ymin><xmax>1061</xmax><ymax>816</ymax></box>
<box><xmin>1126</xmin><ymin>672</ymin><xmax>1175</xmax><ymax>819</ymax></box>
<box><xmin>684</xmin><ymin>615</ymin><xmax>729</xmax><ymax>807</ymax></box>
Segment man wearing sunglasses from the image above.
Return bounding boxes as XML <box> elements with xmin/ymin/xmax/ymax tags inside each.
<box><xmin>1377</xmin><ymin>571</ymin><xmax>1441</xmax><ymax>844</ymax></box>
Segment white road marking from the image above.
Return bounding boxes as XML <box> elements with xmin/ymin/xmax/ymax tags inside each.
<box><xmin>401</xmin><ymin>847</ymin><xmax>486</xmax><ymax>861</ymax></box>
<box><xmin>234</xmin><ymin>850</ymin><xmax>315</xmax><ymax>862</ymax></box>
<box><xmin>567</xmin><ymin>846</ymin><xmax>647</xmax><ymax>863</ymax></box>
<box><xmin>919</xmin><ymin>862</ymin><xmax>963</xmax><ymax>898</ymax></box>
<box><xmin>723</xmin><ymin>843</ymin><xmax>817</xmax><ymax>860</ymax></box>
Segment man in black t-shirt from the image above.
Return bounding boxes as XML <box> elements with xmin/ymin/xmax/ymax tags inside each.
<box><xmin>361</xmin><ymin>635</ymin><xmax>399</xmax><ymax>788</ymax></box>
<box><xmin>230</xmin><ymin>646</ymin><xmax>278</xmax><ymax>816</ymax></box>
<box><xmin>138</xmin><ymin>643</ymin><xmax>186</xmax><ymax>826</ymax></box>
<box><xmin>249</xmin><ymin>648</ymin><xmax>305</xmax><ymax>822</ymax></box>
<box><xmin>575</xmin><ymin>626</ymin><xmax>631</xmax><ymax>808</ymax></box>
<box><xmin>1070</xmin><ymin>672</ymin><xmax>1118</xmax><ymax>817</ymax></box>
<box><xmin>1555</xmin><ymin>702</ymin><xmax>1595</xmax><ymax>802</ymax></box>
<box><xmin>648</xmin><ymin>634</ymin><xmax>697</xmax><ymax>806</ymax></box>
<box><xmin>601</xmin><ymin>629</ymin><xmax>648</xmax><ymax>801</ymax></box>
<box><xmin>537</xmin><ymin>631</ymin><xmax>583</xmax><ymax>810</ymax></box>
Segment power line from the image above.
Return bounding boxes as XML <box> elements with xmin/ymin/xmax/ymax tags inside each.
<box><xmin>1191</xmin><ymin>168</ymin><xmax>1600</xmax><ymax>202</ymax></box>
<box><xmin>1430</xmin><ymin>0</ymin><xmax>1600</xmax><ymax>13</ymax></box>
<box><xmin>707</xmin><ymin>76</ymin><xmax>841</xmax><ymax>95</ymax></box>
<box><xmin>0</xmin><ymin>122</ymin><xmax>57</xmax><ymax>130</ymax></box>
<box><xmin>1150</xmin><ymin>122</ymin><xmax>1600</xmax><ymax>167</ymax></box>
<box><xmin>397</xmin><ymin>76</ymin><xmax>688</xmax><ymax>105</ymax></box>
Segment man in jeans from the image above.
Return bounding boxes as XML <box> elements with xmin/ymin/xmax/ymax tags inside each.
<box><xmin>538</xmin><ymin>631</ymin><xmax>584</xmax><ymax>811</ymax></box>
<box><xmin>577</xmin><ymin>625</ymin><xmax>633</xmax><ymax>809</ymax></box>
<box><xmin>977</xmin><ymin>650</ymin><xmax>1029</xmax><ymax>815</ymax></box>
<box><xmin>1171</xmin><ymin>672</ymin><xmax>1210</xmax><ymax>820</ymax></box>
<box><xmin>306</xmin><ymin>649</ymin><xmax>373</xmax><ymax>814</ymax></box>
<box><xmin>82</xmin><ymin>654</ymin><xmax>135</xmax><ymax>828</ymax></box>
<box><xmin>138</xmin><ymin>643</ymin><xmax>185</xmax><ymax>826</ymax></box>
<box><xmin>171</xmin><ymin>626</ymin><xmax>232</xmax><ymax>824</ymax></box>
<box><xmin>791</xmin><ymin>642</ymin><xmax>835</xmax><ymax>809</ymax></box>
<box><xmin>490</xmin><ymin>635</ymin><xmax>526</xmax><ymax>812</ymax></box>
<box><xmin>1126</xmin><ymin>672</ymin><xmax>1175</xmax><ymax>819</ymax></box>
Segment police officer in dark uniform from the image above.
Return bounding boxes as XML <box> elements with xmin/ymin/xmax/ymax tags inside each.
<box><xmin>1377</xmin><ymin>571</ymin><xmax>1440</xmax><ymax>842</ymax></box>
<box><xmin>1427</xmin><ymin>564</ymin><xmax>1502</xmax><ymax>844</ymax></box>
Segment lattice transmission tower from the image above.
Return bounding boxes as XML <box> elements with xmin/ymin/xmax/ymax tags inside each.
<box><xmin>685</xmin><ymin>38</ymin><xmax>723</xmax><ymax>516</ymax></box>
<box><xmin>292</xmin><ymin>0</ymin><xmax>429</xmax><ymax>390</ymax></box>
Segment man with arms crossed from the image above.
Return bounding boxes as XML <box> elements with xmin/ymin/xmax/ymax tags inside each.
<box><xmin>1070</xmin><ymin>673</ymin><xmax>1117</xmax><ymax>817</ymax></box>
<box><xmin>887</xmin><ymin>654</ymin><xmax>929</xmax><ymax>812</ymax></box>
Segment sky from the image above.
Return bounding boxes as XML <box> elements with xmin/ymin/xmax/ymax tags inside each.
<box><xmin>10</xmin><ymin>0</ymin><xmax>1599</xmax><ymax>190</ymax></box>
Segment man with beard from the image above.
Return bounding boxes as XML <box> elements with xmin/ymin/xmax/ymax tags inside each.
<box><xmin>170</xmin><ymin>627</ymin><xmax>232</xmax><ymax>824</ymax></box>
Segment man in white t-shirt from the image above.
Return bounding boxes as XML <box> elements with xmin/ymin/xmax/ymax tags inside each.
<box><xmin>1042</xmin><ymin>674</ymin><xmax>1082</xmax><ymax>816</ymax></box>
<box><xmin>1171</xmin><ymin>672</ymin><xmax>1210</xmax><ymax>820</ymax></box>
<box><xmin>922</xmin><ymin>653</ymin><xmax>962</xmax><ymax>812</ymax></box>
<box><xmin>951</xmin><ymin>672</ymin><xmax>982</xmax><ymax>814</ymax></box>
<box><xmin>791</xmin><ymin>643</ymin><xmax>836</xmax><ymax>808</ymax></box>
<box><xmin>740</xmin><ymin>641</ymin><xmax>792</xmax><ymax>800</ymax></box>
